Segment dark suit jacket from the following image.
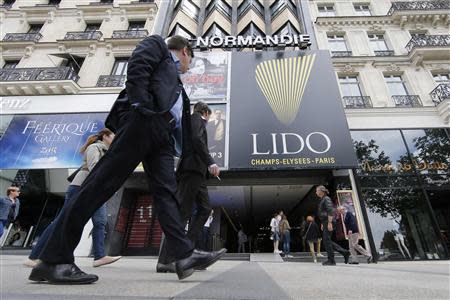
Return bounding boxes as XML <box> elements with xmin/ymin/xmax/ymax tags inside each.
<box><xmin>105</xmin><ymin>35</ymin><xmax>185</xmax><ymax>132</ymax></box>
<box><xmin>177</xmin><ymin>112</ymin><xmax>215</xmax><ymax>177</ymax></box>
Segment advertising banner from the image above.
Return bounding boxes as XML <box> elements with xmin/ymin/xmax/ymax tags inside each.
<box><xmin>182</xmin><ymin>52</ymin><xmax>230</xmax><ymax>102</ymax></box>
<box><xmin>228</xmin><ymin>50</ymin><xmax>358</xmax><ymax>170</ymax></box>
<box><xmin>0</xmin><ymin>113</ymin><xmax>107</xmax><ymax>169</ymax></box>
<box><xmin>206</xmin><ymin>103</ymin><xmax>227</xmax><ymax>167</ymax></box>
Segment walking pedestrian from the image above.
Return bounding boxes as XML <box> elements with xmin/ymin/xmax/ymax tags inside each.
<box><xmin>237</xmin><ymin>227</ymin><xmax>248</xmax><ymax>253</ymax></box>
<box><xmin>270</xmin><ymin>212</ymin><xmax>281</xmax><ymax>254</ymax></box>
<box><xmin>304</xmin><ymin>216</ymin><xmax>321</xmax><ymax>263</ymax></box>
<box><xmin>25</xmin><ymin>128</ymin><xmax>121</xmax><ymax>268</ymax></box>
<box><xmin>0</xmin><ymin>187</ymin><xmax>21</xmax><ymax>240</ymax></box>
<box><xmin>279</xmin><ymin>215</ymin><xmax>292</xmax><ymax>257</ymax></box>
<box><xmin>316</xmin><ymin>185</ymin><xmax>350</xmax><ymax>266</ymax></box>
<box><xmin>28</xmin><ymin>35</ymin><xmax>226</xmax><ymax>284</ymax></box>
<box><xmin>337</xmin><ymin>206</ymin><xmax>372</xmax><ymax>264</ymax></box>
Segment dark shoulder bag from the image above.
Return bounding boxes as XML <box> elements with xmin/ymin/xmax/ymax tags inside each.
<box><xmin>67</xmin><ymin>166</ymin><xmax>82</xmax><ymax>183</ymax></box>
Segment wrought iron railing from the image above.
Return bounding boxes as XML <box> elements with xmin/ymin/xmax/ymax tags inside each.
<box><xmin>343</xmin><ymin>96</ymin><xmax>373</xmax><ymax>108</ymax></box>
<box><xmin>392</xmin><ymin>95</ymin><xmax>422</xmax><ymax>107</ymax></box>
<box><xmin>63</xmin><ymin>31</ymin><xmax>103</xmax><ymax>40</ymax></box>
<box><xmin>388</xmin><ymin>1</ymin><xmax>450</xmax><ymax>15</ymax></box>
<box><xmin>331</xmin><ymin>51</ymin><xmax>352</xmax><ymax>57</ymax></box>
<box><xmin>96</xmin><ymin>75</ymin><xmax>126</xmax><ymax>87</ymax></box>
<box><xmin>0</xmin><ymin>67</ymin><xmax>79</xmax><ymax>82</ymax></box>
<box><xmin>430</xmin><ymin>83</ymin><xmax>450</xmax><ymax>105</ymax></box>
<box><xmin>3</xmin><ymin>33</ymin><xmax>43</xmax><ymax>42</ymax></box>
<box><xmin>405</xmin><ymin>35</ymin><xmax>450</xmax><ymax>52</ymax></box>
<box><xmin>111</xmin><ymin>29</ymin><xmax>148</xmax><ymax>39</ymax></box>
<box><xmin>374</xmin><ymin>50</ymin><xmax>395</xmax><ymax>56</ymax></box>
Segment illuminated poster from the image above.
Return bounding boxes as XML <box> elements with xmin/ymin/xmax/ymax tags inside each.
<box><xmin>0</xmin><ymin>113</ymin><xmax>107</xmax><ymax>169</ymax></box>
<box><xmin>182</xmin><ymin>52</ymin><xmax>230</xmax><ymax>102</ymax></box>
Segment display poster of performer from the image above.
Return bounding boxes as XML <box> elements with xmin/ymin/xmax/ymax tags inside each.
<box><xmin>206</xmin><ymin>104</ymin><xmax>227</xmax><ymax>167</ymax></box>
<box><xmin>182</xmin><ymin>52</ymin><xmax>230</xmax><ymax>102</ymax></box>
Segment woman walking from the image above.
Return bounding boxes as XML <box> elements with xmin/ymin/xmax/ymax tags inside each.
<box><xmin>304</xmin><ymin>216</ymin><xmax>321</xmax><ymax>263</ymax></box>
<box><xmin>279</xmin><ymin>215</ymin><xmax>292</xmax><ymax>257</ymax></box>
<box><xmin>25</xmin><ymin>128</ymin><xmax>121</xmax><ymax>268</ymax></box>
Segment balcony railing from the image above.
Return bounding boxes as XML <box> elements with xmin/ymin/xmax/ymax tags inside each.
<box><xmin>0</xmin><ymin>67</ymin><xmax>79</xmax><ymax>82</ymax></box>
<box><xmin>374</xmin><ymin>50</ymin><xmax>395</xmax><ymax>56</ymax></box>
<box><xmin>406</xmin><ymin>35</ymin><xmax>450</xmax><ymax>52</ymax></box>
<box><xmin>430</xmin><ymin>83</ymin><xmax>450</xmax><ymax>105</ymax></box>
<box><xmin>63</xmin><ymin>31</ymin><xmax>103</xmax><ymax>41</ymax></box>
<box><xmin>343</xmin><ymin>96</ymin><xmax>373</xmax><ymax>109</ymax></box>
<box><xmin>96</xmin><ymin>75</ymin><xmax>126</xmax><ymax>87</ymax></box>
<box><xmin>111</xmin><ymin>29</ymin><xmax>148</xmax><ymax>39</ymax></box>
<box><xmin>331</xmin><ymin>51</ymin><xmax>352</xmax><ymax>57</ymax></box>
<box><xmin>392</xmin><ymin>95</ymin><xmax>422</xmax><ymax>107</ymax></box>
<box><xmin>3</xmin><ymin>33</ymin><xmax>43</xmax><ymax>42</ymax></box>
<box><xmin>388</xmin><ymin>1</ymin><xmax>450</xmax><ymax>15</ymax></box>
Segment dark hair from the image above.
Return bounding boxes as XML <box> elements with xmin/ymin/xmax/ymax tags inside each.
<box><xmin>6</xmin><ymin>186</ymin><xmax>19</xmax><ymax>196</ymax></box>
<box><xmin>79</xmin><ymin>128</ymin><xmax>113</xmax><ymax>154</ymax></box>
<box><xmin>193</xmin><ymin>101</ymin><xmax>211</xmax><ymax>115</ymax></box>
<box><xmin>167</xmin><ymin>35</ymin><xmax>194</xmax><ymax>57</ymax></box>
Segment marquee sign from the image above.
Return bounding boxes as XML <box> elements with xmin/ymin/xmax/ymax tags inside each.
<box><xmin>192</xmin><ymin>34</ymin><xmax>311</xmax><ymax>49</ymax></box>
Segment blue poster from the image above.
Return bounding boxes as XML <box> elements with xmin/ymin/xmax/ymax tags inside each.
<box><xmin>0</xmin><ymin>113</ymin><xmax>107</xmax><ymax>169</ymax></box>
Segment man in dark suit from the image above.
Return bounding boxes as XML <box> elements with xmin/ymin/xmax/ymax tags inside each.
<box><xmin>29</xmin><ymin>35</ymin><xmax>226</xmax><ymax>284</ymax></box>
<box><xmin>157</xmin><ymin>102</ymin><xmax>220</xmax><ymax>272</ymax></box>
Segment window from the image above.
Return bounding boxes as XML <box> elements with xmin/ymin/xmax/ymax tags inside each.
<box><xmin>238</xmin><ymin>0</ymin><xmax>264</xmax><ymax>18</ymax></box>
<box><xmin>85</xmin><ymin>23</ymin><xmax>101</xmax><ymax>32</ymax></box>
<box><xmin>28</xmin><ymin>24</ymin><xmax>43</xmax><ymax>34</ymax></box>
<box><xmin>327</xmin><ymin>34</ymin><xmax>349</xmax><ymax>52</ymax></box>
<box><xmin>339</xmin><ymin>76</ymin><xmax>363</xmax><ymax>97</ymax></box>
<box><xmin>2</xmin><ymin>60</ymin><xmax>20</xmax><ymax>69</ymax></box>
<box><xmin>368</xmin><ymin>34</ymin><xmax>389</xmax><ymax>51</ymax></box>
<box><xmin>270</xmin><ymin>0</ymin><xmax>297</xmax><ymax>19</ymax></box>
<box><xmin>433</xmin><ymin>73</ymin><xmax>450</xmax><ymax>84</ymax></box>
<box><xmin>203</xmin><ymin>23</ymin><xmax>228</xmax><ymax>39</ymax></box>
<box><xmin>205</xmin><ymin>0</ymin><xmax>232</xmax><ymax>20</ymax></box>
<box><xmin>128</xmin><ymin>21</ymin><xmax>145</xmax><ymax>31</ymax></box>
<box><xmin>62</xmin><ymin>56</ymin><xmax>85</xmax><ymax>74</ymax></box>
<box><xmin>100</xmin><ymin>0</ymin><xmax>113</xmax><ymax>3</ymax></box>
<box><xmin>112</xmin><ymin>59</ymin><xmax>128</xmax><ymax>76</ymax></box>
<box><xmin>170</xmin><ymin>24</ymin><xmax>195</xmax><ymax>39</ymax></box>
<box><xmin>48</xmin><ymin>0</ymin><xmax>61</xmax><ymax>5</ymax></box>
<box><xmin>410</xmin><ymin>31</ymin><xmax>427</xmax><ymax>38</ymax></box>
<box><xmin>318</xmin><ymin>4</ymin><xmax>335</xmax><ymax>16</ymax></box>
<box><xmin>174</xmin><ymin>0</ymin><xmax>200</xmax><ymax>21</ymax></box>
<box><xmin>239</xmin><ymin>22</ymin><xmax>264</xmax><ymax>38</ymax></box>
<box><xmin>354</xmin><ymin>3</ymin><xmax>371</xmax><ymax>16</ymax></box>
<box><xmin>2</xmin><ymin>0</ymin><xmax>15</xmax><ymax>7</ymax></box>
<box><xmin>384</xmin><ymin>75</ymin><xmax>409</xmax><ymax>96</ymax></box>
<box><xmin>274</xmin><ymin>22</ymin><xmax>299</xmax><ymax>36</ymax></box>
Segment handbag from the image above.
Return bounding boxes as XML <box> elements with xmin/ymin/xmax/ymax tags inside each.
<box><xmin>67</xmin><ymin>166</ymin><xmax>82</xmax><ymax>183</ymax></box>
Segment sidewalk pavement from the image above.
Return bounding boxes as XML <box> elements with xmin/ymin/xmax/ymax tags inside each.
<box><xmin>0</xmin><ymin>254</ymin><xmax>449</xmax><ymax>300</ymax></box>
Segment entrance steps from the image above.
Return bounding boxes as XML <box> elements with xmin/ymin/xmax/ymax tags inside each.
<box><xmin>222</xmin><ymin>252</ymin><xmax>371</xmax><ymax>263</ymax></box>
<box><xmin>283</xmin><ymin>252</ymin><xmax>371</xmax><ymax>264</ymax></box>
<box><xmin>250</xmin><ymin>253</ymin><xmax>284</xmax><ymax>262</ymax></box>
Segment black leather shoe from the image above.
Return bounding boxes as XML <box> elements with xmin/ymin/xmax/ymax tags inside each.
<box><xmin>29</xmin><ymin>262</ymin><xmax>98</xmax><ymax>284</ymax></box>
<box><xmin>367</xmin><ymin>256</ymin><xmax>373</xmax><ymax>264</ymax></box>
<box><xmin>322</xmin><ymin>260</ymin><xmax>336</xmax><ymax>266</ymax></box>
<box><xmin>344</xmin><ymin>252</ymin><xmax>350</xmax><ymax>264</ymax></box>
<box><xmin>349</xmin><ymin>261</ymin><xmax>359</xmax><ymax>265</ymax></box>
<box><xmin>175</xmin><ymin>248</ymin><xmax>227</xmax><ymax>280</ymax></box>
<box><xmin>156</xmin><ymin>262</ymin><xmax>176</xmax><ymax>273</ymax></box>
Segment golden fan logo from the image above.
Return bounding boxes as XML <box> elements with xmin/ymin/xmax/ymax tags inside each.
<box><xmin>255</xmin><ymin>54</ymin><xmax>316</xmax><ymax>126</ymax></box>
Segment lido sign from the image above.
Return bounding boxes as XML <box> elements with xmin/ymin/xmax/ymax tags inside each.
<box><xmin>192</xmin><ymin>34</ymin><xmax>311</xmax><ymax>49</ymax></box>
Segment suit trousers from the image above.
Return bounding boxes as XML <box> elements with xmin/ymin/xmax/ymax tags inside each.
<box><xmin>322</xmin><ymin>227</ymin><xmax>348</xmax><ymax>262</ymax></box>
<box><xmin>39</xmin><ymin>110</ymin><xmax>194</xmax><ymax>264</ymax></box>
<box><xmin>158</xmin><ymin>172</ymin><xmax>211</xmax><ymax>264</ymax></box>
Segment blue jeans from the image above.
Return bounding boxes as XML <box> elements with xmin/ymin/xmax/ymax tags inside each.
<box><xmin>283</xmin><ymin>231</ymin><xmax>291</xmax><ymax>254</ymax></box>
<box><xmin>29</xmin><ymin>185</ymin><xmax>107</xmax><ymax>260</ymax></box>
<box><xmin>0</xmin><ymin>220</ymin><xmax>8</xmax><ymax>240</ymax></box>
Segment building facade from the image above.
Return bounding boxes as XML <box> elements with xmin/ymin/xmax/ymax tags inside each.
<box><xmin>1</xmin><ymin>0</ymin><xmax>449</xmax><ymax>262</ymax></box>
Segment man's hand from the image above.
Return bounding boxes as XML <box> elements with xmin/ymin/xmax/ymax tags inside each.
<box><xmin>327</xmin><ymin>222</ymin><xmax>333</xmax><ymax>232</ymax></box>
<box><xmin>208</xmin><ymin>164</ymin><xmax>220</xmax><ymax>177</ymax></box>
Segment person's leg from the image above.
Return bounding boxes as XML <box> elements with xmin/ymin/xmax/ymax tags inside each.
<box><xmin>351</xmin><ymin>233</ymin><xmax>370</xmax><ymax>257</ymax></box>
<box><xmin>285</xmin><ymin>231</ymin><xmax>291</xmax><ymax>255</ymax></box>
<box><xmin>38</xmin><ymin>110</ymin><xmax>153</xmax><ymax>264</ymax></box>
<box><xmin>143</xmin><ymin>143</ymin><xmax>194</xmax><ymax>262</ymax></box>
<box><xmin>0</xmin><ymin>220</ymin><xmax>5</xmax><ymax>239</ymax></box>
<box><xmin>308</xmin><ymin>241</ymin><xmax>316</xmax><ymax>262</ymax></box>
<box><xmin>395</xmin><ymin>237</ymin><xmax>406</xmax><ymax>258</ymax></box>
<box><xmin>317</xmin><ymin>238</ymin><xmax>322</xmax><ymax>255</ymax></box>
<box><xmin>322</xmin><ymin>228</ymin><xmax>334</xmax><ymax>262</ymax></box>
<box><xmin>29</xmin><ymin>185</ymin><xmax>79</xmax><ymax>260</ymax></box>
<box><xmin>348</xmin><ymin>233</ymin><xmax>358</xmax><ymax>262</ymax></box>
<box><xmin>91</xmin><ymin>204</ymin><xmax>107</xmax><ymax>260</ymax></box>
<box><xmin>186</xmin><ymin>180</ymin><xmax>211</xmax><ymax>246</ymax></box>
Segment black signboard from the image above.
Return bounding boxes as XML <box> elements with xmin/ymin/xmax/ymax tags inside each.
<box><xmin>228</xmin><ymin>50</ymin><xmax>357</xmax><ymax>170</ymax></box>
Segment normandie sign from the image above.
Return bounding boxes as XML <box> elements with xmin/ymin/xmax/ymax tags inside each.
<box><xmin>192</xmin><ymin>34</ymin><xmax>311</xmax><ymax>49</ymax></box>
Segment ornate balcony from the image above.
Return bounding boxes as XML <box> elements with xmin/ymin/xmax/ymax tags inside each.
<box><xmin>343</xmin><ymin>96</ymin><xmax>373</xmax><ymax>109</ymax></box>
<box><xmin>406</xmin><ymin>35</ymin><xmax>450</xmax><ymax>52</ymax></box>
<box><xmin>430</xmin><ymin>83</ymin><xmax>450</xmax><ymax>105</ymax></box>
<box><xmin>63</xmin><ymin>31</ymin><xmax>103</xmax><ymax>41</ymax></box>
<box><xmin>392</xmin><ymin>95</ymin><xmax>422</xmax><ymax>108</ymax></box>
<box><xmin>388</xmin><ymin>1</ymin><xmax>450</xmax><ymax>15</ymax></box>
<box><xmin>0</xmin><ymin>67</ymin><xmax>80</xmax><ymax>95</ymax></box>
<box><xmin>374</xmin><ymin>50</ymin><xmax>395</xmax><ymax>56</ymax></box>
<box><xmin>3</xmin><ymin>33</ymin><xmax>43</xmax><ymax>42</ymax></box>
<box><xmin>331</xmin><ymin>51</ymin><xmax>352</xmax><ymax>58</ymax></box>
<box><xmin>111</xmin><ymin>29</ymin><xmax>148</xmax><ymax>39</ymax></box>
<box><xmin>96</xmin><ymin>75</ymin><xmax>126</xmax><ymax>87</ymax></box>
